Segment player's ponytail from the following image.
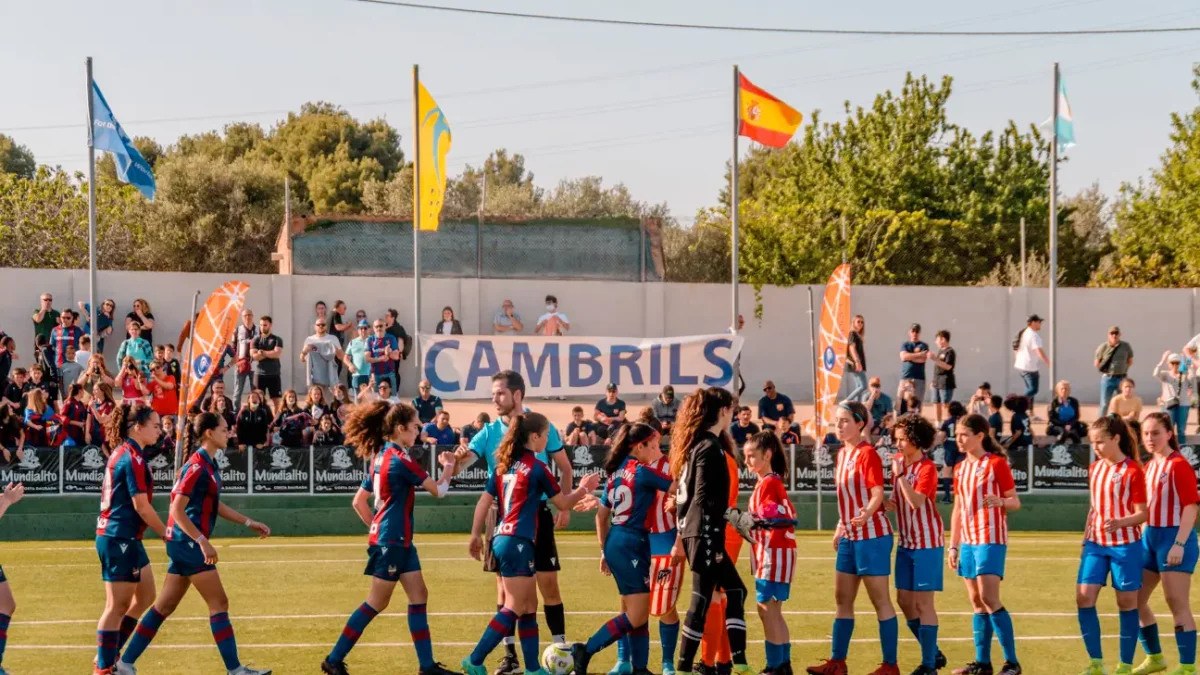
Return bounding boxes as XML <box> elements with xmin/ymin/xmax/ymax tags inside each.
<box><xmin>746</xmin><ymin>431</ymin><xmax>788</xmax><ymax>477</ymax></box>
<box><xmin>1091</xmin><ymin>414</ymin><xmax>1140</xmax><ymax>465</ymax></box>
<box><xmin>604</xmin><ymin>423</ymin><xmax>658</xmax><ymax>474</ymax></box>
<box><xmin>1143</xmin><ymin>411</ymin><xmax>1180</xmax><ymax>453</ymax></box>
<box><xmin>961</xmin><ymin>414</ymin><xmax>1005</xmax><ymax>457</ymax></box>
<box><xmin>495</xmin><ymin>413</ymin><xmax>549</xmax><ymax>476</ymax></box>
<box><xmin>104</xmin><ymin>402</ymin><xmax>155</xmax><ymax>452</ymax></box>
<box><xmin>669</xmin><ymin>386</ymin><xmax>734</xmax><ymax>478</ymax></box>
<box><xmin>343</xmin><ymin>400</ymin><xmax>390</xmax><ymax>458</ymax></box>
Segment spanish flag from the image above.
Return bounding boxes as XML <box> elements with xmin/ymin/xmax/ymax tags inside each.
<box><xmin>415</xmin><ymin>80</ymin><xmax>452</xmax><ymax>231</ymax></box>
<box><xmin>738</xmin><ymin>73</ymin><xmax>802</xmax><ymax>148</ymax></box>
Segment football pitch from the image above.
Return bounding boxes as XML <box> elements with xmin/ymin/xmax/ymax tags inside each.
<box><xmin>7</xmin><ymin>532</ymin><xmax>1196</xmax><ymax>675</ymax></box>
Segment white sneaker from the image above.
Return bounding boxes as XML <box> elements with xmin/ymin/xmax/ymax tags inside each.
<box><xmin>116</xmin><ymin>662</ymin><xmax>137</xmax><ymax>675</ymax></box>
<box><xmin>229</xmin><ymin>666</ymin><xmax>272</xmax><ymax>675</ymax></box>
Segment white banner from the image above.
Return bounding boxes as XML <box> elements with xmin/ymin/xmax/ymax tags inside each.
<box><xmin>420</xmin><ymin>334</ymin><xmax>744</xmax><ymax>400</ymax></box>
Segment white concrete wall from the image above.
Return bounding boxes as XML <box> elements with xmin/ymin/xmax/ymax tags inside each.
<box><xmin>2</xmin><ymin>267</ymin><xmax>1194</xmax><ymax>403</ymax></box>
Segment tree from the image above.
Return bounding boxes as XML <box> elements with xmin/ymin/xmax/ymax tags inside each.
<box><xmin>0</xmin><ymin>135</ymin><xmax>35</xmax><ymax>179</ymax></box>
<box><xmin>663</xmin><ymin>211</ymin><xmax>730</xmax><ymax>283</ymax></box>
<box><xmin>96</xmin><ymin>136</ymin><xmax>164</xmax><ymax>186</ymax></box>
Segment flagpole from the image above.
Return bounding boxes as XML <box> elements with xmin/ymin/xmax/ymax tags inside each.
<box><xmin>85</xmin><ymin>57</ymin><xmax>98</xmax><ymax>346</ymax></box>
<box><xmin>413</xmin><ymin>64</ymin><xmax>423</xmax><ymax>381</ymax></box>
<box><xmin>1049</xmin><ymin>62</ymin><xmax>1059</xmax><ymax>391</ymax></box>
<box><xmin>731</xmin><ymin>64</ymin><xmax>741</xmax><ymax>374</ymax></box>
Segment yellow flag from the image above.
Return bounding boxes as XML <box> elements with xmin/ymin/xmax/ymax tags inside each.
<box><xmin>415</xmin><ymin>81</ymin><xmax>452</xmax><ymax>231</ymax></box>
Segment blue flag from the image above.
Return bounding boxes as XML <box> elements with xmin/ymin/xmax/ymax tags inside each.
<box><xmin>91</xmin><ymin>82</ymin><xmax>156</xmax><ymax>201</ymax></box>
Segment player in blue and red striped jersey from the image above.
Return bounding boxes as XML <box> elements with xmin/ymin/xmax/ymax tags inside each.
<box><xmin>321</xmin><ymin>401</ymin><xmax>458</xmax><ymax>675</ymax></box>
<box><xmin>744</xmin><ymin>432</ymin><xmax>797</xmax><ymax>675</ymax></box>
<box><xmin>464</xmin><ymin>413</ymin><xmax>600</xmax><ymax>675</ymax></box>
<box><xmin>0</xmin><ymin>481</ymin><xmax>26</xmax><ymax>675</ymax></box>
<box><xmin>116</xmin><ymin>412</ymin><xmax>273</xmax><ymax>675</ymax></box>
<box><xmin>571</xmin><ymin>423</ymin><xmax>674</xmax><ymax>675</ymax></box>
<box><xmin>93</xmin><ymin>403</ymin><xmax>167</xmax><ymax>675</ymax></box>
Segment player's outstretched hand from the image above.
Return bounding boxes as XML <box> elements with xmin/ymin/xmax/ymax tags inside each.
<box><xmin>573</xmin><ymin>494</ymin><xmax>601</xmax><ymax>512</ymax></box>
<box><xmin>578</xmin><ymin>472</ymin><xmax>601</xmax><ymax>492</ymax></box>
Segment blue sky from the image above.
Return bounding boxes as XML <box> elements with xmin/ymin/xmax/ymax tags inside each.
<box><xmin>2</xmin><ymin>0</ymin><xmax>1198</xmax><ymax>219</ymax></box>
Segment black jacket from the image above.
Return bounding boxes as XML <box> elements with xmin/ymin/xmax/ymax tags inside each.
<box><xmin>676</xmin><ymin>430</ymin><xmax>731</xmax><ymax>542</ymax></box>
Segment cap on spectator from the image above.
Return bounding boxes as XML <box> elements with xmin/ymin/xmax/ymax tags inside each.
<box><xmin>1170</xmin><ymin>353</ymin><xmax>1183</xmax><ymax>363</ymax></box>
<box><xmin>763</xmin><ymin>380</ymin><xmax>776</xmax><ymax>391</ymax></box>
<box><xmin>357</xmin><ymin>319</ymin><xmax>369</xmax><ymax>328</ymax></box>
<box><xmin>1109</xmin><ymin>325</ymin><xmax>1121</xmax><ymax>335</ymax></box>
<box><xmin>1028</xmin><ymin>314</ymin><xmax>1044</xmax><ymax>323</ymax></box>
<box><xmin>606</xmin><ymin>382</ymin><xmax>617</xmax><ymax>392</ymax></box>
<box><xmin>663</xmin><ymin>385</ymin><xmax>674</xmax><ymax>395</ymax></box>
<box><xmin>909</xmin><ymin>323</ymin><xmax>921</xmax><ymax>332</ymax></box>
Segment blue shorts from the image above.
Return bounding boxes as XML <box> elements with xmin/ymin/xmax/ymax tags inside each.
<box><xmin>0</xmin><ymin>565</ymin><xmax>7</xmax><ymax>583</ymax></box>
<box><xmin>1078</xmin><ymin>540</ymin><xmax>1144</xmax><ymax>591</ymax></box>
<box><xmin>943</xmin><ymin>446</ymin><xmax>963</xmax><ymax>468</ymax></box>
<box><xmin>649</xmin><ymin>531</ymin><xmax>677</xmax><ymax>557</ymax></box>
<box><xmin>606</xmin><ymin>528</ymin><xmax>651</xmax><ymax>595</ymax></box>
<box><xmin>96</xmin><ymin>536</ymin><xmax>151</xmax><ymax>583</ymax></box>
<box><xmin>492</xmin><ymin>535</ymin><xmax>536</xmax><ymax>578</ymax></box>
<box><xmin>1143</xmin><ymin>526</ymin><xmax>1199</xmax><ymax>575</ymax></box>
<box><xmin>755</xmin><ymin>578</ymin><xmax>791</xmax><ymax>603</ymax></box>
<box><xmin>958</xmin><ymin>543</ymin><xmax>1007</xmax><ymax>579</ymax></box>
<box><xmin>895</xmin><ymin>546</ymin><xmax>944</xmax><ymax>591</ymax></box>
<box><xmin>166</xmin><ymin>539</ymin><xmax>217</xmax><ymax>577</ymax></box>
<box><xmin>364</xmin><ymin>543</ymin><xmax>421</xmax><ymax>581</ymax></box>
<box><xmin>835</xmin><ymin>534</ymin><xmax>893</xmax><ymax>577</ymax></box>
<box><xmin>933</xmin><ymin>388</ymin><xmax>955</xmax><ymax>404</ymax></box>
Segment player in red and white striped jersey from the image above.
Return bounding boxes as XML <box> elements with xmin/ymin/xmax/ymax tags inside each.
<box><xmin>744</xmin><ymin>432</ymin><xmax>796</xmax><ymax>675</ymax></box>
<box><xmin>1130</xmin><ymin>412</ymin><xmax>1199</xmax><ymax>675</ymax></box>
<box><xmin>646</xmin><ymin>449</ymin><xmax>684</xmax><ymax>674</ymax></box>
<box><xmin>808</xmin><ymin>402</ymin><xmax>899</xmax><ymax>675</ymax></box>
<box><xmin>948</xmin><ymin>414</ymin><xmax>1022</xmax><ymax>675</ymax></box>
<box><xmin>886</xmin><ymin>414</ymin><xmax>945</xmax><ymax>675</ymax></box>
<box><xmin>1076</xmin><ymin>416</ymin><xmax>1147</xmax><ymax>675</ymax></box>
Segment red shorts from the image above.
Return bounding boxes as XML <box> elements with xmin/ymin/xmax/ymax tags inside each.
<box><xmin>649</xmin><ymin>555</ymin><xmax>683</xmax><ymax>616</ymax></box>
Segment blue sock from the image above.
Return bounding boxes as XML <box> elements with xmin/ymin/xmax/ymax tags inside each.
<box><xmin>1141</xmin><ymin>623</ymin><xmax>1163</xmax><ymax>656</ymax></box>
<box><xmin>973</xmin><ymin>612</ymin><xmax>993</xmax><ymax>664</ymax></box>
<box><xmin>518</xmin><ymin>614</ymin><xmax>541</xmax><ymax>673</ymax></box>
<box><xmin>470</xmin><ymin>608</ymin><xmax>518</xmax><ymax>667</ymax></box>
<box><xmin>879</xmin><ymin>616</ymin><xmax>898</xmax><ymax>665</ymax></box>
<box><xmin>409</xmin><ymin>604</ymin><xmax>434</xmax><ymax>670</ymax></box>
<box><xmin>1119</xmin><ymin>609</ymin><xmax>1140</xmax><ymax>665</ymax></box>
<box><xmin>763</xmin><ymin>642</ymin><xmax>778</xmax><ymax>669</ymax></box>
<box><xmin>329</xmin><ymin>602</ymin><xmax>379</xmax><ymax>664</ymax></box>
<box><xmin>990</xmin><ymin>608</ymin><xmax>1018</xmax><ymax>665</ymax></box>
<box><xmin>120</xmin><ymin>607</ymin><xmax>167</xmax><ymax>665</ymax></box>
<box><xmin>209</xmin><ymin>611</ymin><xmax>240</xmax><ymax>671</ymax></box>
<box><xmin>0</xmin><ymin>613</ymin><xmax>9</xmax><ymax>665</ymax></box>
<box><xmin>96</xmin><ymin>630</ymin><xmax>120</xmax><ymax>669</ymax></box>
<box><xmin>659</xmin><ymin>620</ymin><xmax>679</xmax><ymax>667</ymax></box>
<box><xmin>1177</xmin><ymin>627</ymin><xmax>1197</xmax><ymax>665</ymax></box>
<box><xmin>629</xmin><ymin>624</ymin><xmax>650</xmax><ymax>669</ymax></box>
<box><xmin>783</xmin><ymin>641</ymin><xmax>791</xmax><ymax>664</ymax></box>
<box><xmin>117</xmin><ymin>614</ymin><xmax>137</xmax><ymax>651</ymax></box>
<box><xmin>1078</xmin><ymin>607</ymin><xmax>1103</xmax><ymax>659</ymax></box>
<box><xmin>919</xmin><ymin>624</ymin><xmax>939</xmax><ymax>669</ymax></box>
<box><xmin>906</xmin><ymin>618</ymin><xmax>921</xmax><ymax>639</ymax></box>
<box><xmin>616</xmin><ymin>635</ymin><xmax>630</xmax><ymax>663</ymax></box>
<box><xmin>587</xmin><ymin>614</ymin><xmax>634</xmax><ymax>655</ymax></box>
<box><xmin>831</xmin><ymin>618</ymin><xmax>854</xmax><ymax>661</ymax></box>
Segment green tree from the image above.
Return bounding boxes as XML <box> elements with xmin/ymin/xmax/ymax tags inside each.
<box><xmin>0</xmin><ymin>134</ymin><xmax>36</xmax><ymax>179</ymax></box>
<box><xmin>96</xmin><ymin>136</ymin><xmax>164</xmax><ymax>186</ymax></box>
<box><xmin>663</xmin><ymin>211</ymin><xmax>730</xmax><ymax>283</ymax></box>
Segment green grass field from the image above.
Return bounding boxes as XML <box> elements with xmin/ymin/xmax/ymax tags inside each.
<box><xmin>4</xmin><ymin>531</ymin><xmax>1196</xmax><ymax>675</ymax></box>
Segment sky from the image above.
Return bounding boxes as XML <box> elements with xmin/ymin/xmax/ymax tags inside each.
<box><xmin>2</xmin><ymin>0</ymin><xmax>1199</xmax><ymax>220</ymax></box>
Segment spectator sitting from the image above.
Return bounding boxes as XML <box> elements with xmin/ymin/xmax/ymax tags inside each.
<box><xmin>124</xmin><ymin>297</ymin><xmax>156</xmax><ymax>346</ymax></box>
<box><xmin>757</xmin><ymin>380</ymin><xmax>795</xmax><ymax>430</ymax></box>
<box><xmin>897</xmin><ymin>381</ymin><xmax>922</xmax><ymax>417</ymax></box>
<box><xmin>1153</xmin><ymin>351</ymin><xmax>1193</xmax><ymax>444</ymax></box>
<box><xmin>157</xmin><ymin>415</ymin><xmax>177</xmax><ymax>457</ymax></box>
<box><xmin>0</xmin><ymin>334</ymin><xmax>16</xmax><ymax>391</ymax></box>
<box><xmin>535</xmin><ymin>294</ymin><xmax>570</xmax><ymax>336</ymax></box>
<box><xmin>86</xmin><ymin>382</ymin><xmax>115</xmax><ymax>446</ymax></box>
<box><xmin>235</xmin><ymin>390</ymin><xmax>272</xmax><ymax>450</ymax></box>
<box><xmin>413</xmin><ymin>379</ymin><xmax>444</xmax><ymax>425</ymax></box>
<box><xmin>968</xmin><ymin>382</ymin><xmax>992</xmax><ymax>418</ymax></box>
<box><xmin>493</xmin><ymin>299</ymin><xmax>523</xmax><ymax>334</ymax></box>
<box><xmin>28</xmin><ymin>364</ymin><xmax>59</xmax><ymax>411</ymax></box>
<box><xmin>271</xmin><ymin>389</ymin><xmax>313</xmax><ymax>448</ymax></box>
<box><xmin>460</xmin><ymin>412</ymin><xmax>490</xmax><ymax>447</ymax></box>
<box><xmin>1003</xmin><ymin>394</ymin><xmax>1032</xmax><ymax>450</ymax></box>
<box><xmin>77</xmin><ymin>298</ymin><xmax>116</xmax><ymax>352</ymax></box>
<box><xmin>1047</xmin><ymin>380</ymin><xmax>1086</xmax><ymax>443</ymax></box>
<box><xmin>116</xmin><ymin>322</ymin><xmax>153</xmax><ymax>375</ymax></box>
<box><xmin>650</xmin><ymin>385</ymin><xmax>679</xmax><ymax>434</ymax></box>
<box><xmin>31</xmin><ymin>293</ymin><xmax>59</xmax><ymax>352</ymax></box>
<box><xmin>864</xmin><ymin>377</ymin><xmax>892</xmax><ymax>435</ymax></box>
<box><xmin>2</xmin><ymin>369</ymin><xmax>25</xmax><ymax>413</ymax></box>
<box><xmin>208</xmin><ymin>394</ymin><xmax>237</xmax><ymax>440</ymax></box>
<box><xmin>329</xmin><ymin>384</ymin><xmax>351</xmax><ymax>426</ymax></box>
<box><xmin>434</xmin><ymin>306</ymin><xmax>464</xmax><ymax>335</ymax></box>
<box><xmin>343</xmin><ymin>320</ymin><xmax>372</xmax><ymax>393</ymax></box>
<box><xmin>59</xmin><ymin>344</ymin><xmax>83</xmax><ymax>392</ymax></box>
<box><xmin>730</xmin><ymin>406</ymin><xmax>760</xmax><ymax>447</ymax></box>
<box><xmin>375</xmin><ymin>379</ymin><xmax>400</xmax><ymax>404</ymax></box>
<box><xmin>193</xmin><ymin>380</ymin><xmax>234</xmax><ymax>417</ymax></box>
<box><xmin>565</xmin><ymin>406</ymin><xmax>600</xmax><ymax>446</ymax></box>
<box><xmin>313</xmin><ymin>414</ymin><xmax>344</xmax><ymax>446</ymax></box>
<box><xmin>78</xmin><ymin>354</ymin><xmax>115</xmax><ymax>394</ymax></box>
<box><xmin>1107</xmin><ymin>378</ymin><xmax>1143</xmax><ymax>423</ymax></box>
<box><xmin>147</xmin><ymin>361</ymin><xmax>178</xmax><ymax>419</ymax></box>
<box><xmin>0</xmin><ymin>405</ymin><xmax>23</xmax><ymax>463</ymax></box>
<box><xmin>60</xmin><ymin>383</ymin><xmax>88</xmax><ymax>447</ymax></box>
<box><xmin>779</xmin><ymin>419</ymin><xmax>801</xmax><ymax>446</ymax></box>
<box><xmin>594</xmin><ymin>383</ymin><xmax>627</xmax><ymax>440</ymax></box>
<box><xmin>23</xmin><ymin>389</ymin><xmax>54</xmax><ymax>447</ymax></box>
<box><xmin>421</xmin><ymin>410</ymin><xmax>459</xmax><ymax>446</ymax></box>
<box><xmin>302</xmin><ymin>318</ymin><xmax>344</xmax><ymax>397</ymax></box>
<box><xmin>303</xmin><ymin>385</ymin><xmax>331</xmax><ymax>425</ymax></box>
<box><xmin>987</xmin><ymin>394</ymin><xmax>1004</xmax><ymax>439</ymax></box>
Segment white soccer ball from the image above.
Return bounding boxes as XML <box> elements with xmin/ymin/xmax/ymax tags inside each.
<box><xmin>541</xmin><ymin>643</ymin><xmax>574</xmax><ymax>675</ymax></box>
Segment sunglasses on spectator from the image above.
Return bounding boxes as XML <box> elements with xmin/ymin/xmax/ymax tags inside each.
<box><xmin>357</xmin><ymin>326</ymin><xmax>368</xmax><ymax>331</ymax></box>
<box><xmin>315</xmin><ymin>323</ymin><xmax>326</xmax><ymax>327</ymax></box>
<box><xmin>373</xmin><ymin>324</ymin><xmax>384</xmax><ymax>329</ymax></box>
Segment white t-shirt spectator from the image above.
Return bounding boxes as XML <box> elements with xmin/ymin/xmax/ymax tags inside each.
<box><xmin>303</xmin><ymin>334</ymin><xmax>342</xmax><ymax>387</ymax></box>
<box><xmin>1014</xmin><ymin>327</ymin><xmax>1043</xmax><ymax>373</ymax></box>
<box><xmin>1186</xmin><ymin>333</ymin><xmax>1200</xmax><ymax>357</ymax></box>
<box><xmin>536</xmin><ymin>311</ymin><xmax>570</xmax><ymax>336</ymax></box>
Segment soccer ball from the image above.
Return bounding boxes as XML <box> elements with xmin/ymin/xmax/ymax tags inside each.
<box><xmin>541</xmin><ymin>643</ymin><xmax>573</xmax><ymax>675</ymax></box>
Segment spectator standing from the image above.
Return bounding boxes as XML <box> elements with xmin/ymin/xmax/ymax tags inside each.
<box><xmin>331</xmin><ymin>301</ymin><xmax>351</xmax><ymax>345</ymax></box>
<box><xmin>235</xmin><ymin>390</ymin><xmax>272</xmax><ymax>450</ymax></box>
<box><xmin>78</xmin><ymin>355</ymin><xmax>115</xmax><ymax>392</ymax></box>
<box><xmin>75</xmin><ymin>335</ymin><xmax>91</xmax><ymax>369</ymax></box>
<box><xmin>412</xmin><ymin>379</ymin><xmax>443</xmax><ymax>425</ymax></box>
<box><xmin>650</xmin><ymin>385</ymin><xmax>679</xmax><ymax>434</ymax></box>
<box><xmin>730</xmin><ymin>406</ymin><xmax>760</xmax><ymax>447</ymax></box>
<box><xmin>61</xmin><ymin>383</ymin><xmax>88</xmax><ymax>447</ymax></box>
<box><xmin>116</xmin><ymin>357</ymin><xmax>148</xmax><ymax>404</ymax></box>
<box><xmin>124</xmin><ymin>298</ymin><xmax>156</xmax><ymax>346</ymax></box>
<box><xmin>27</xmin><ymin>365</ymin><xmax>58</xmax><ymax>411</ymax></box>
<box><xmin>23</xmin><ymin>389</ymin><xmax>54</xmax><ymax>447</ymax></box>
<box><xmin>59</xmin><ymin>344</ymin><xmax>83</xmax><ymax>392</ymax></box>
<box><xmin>343</xmin><ymin>320</ymin><xmax>372</xmax><ymax>392</ymax></box>
<box><xmin>156</xmin><ymin>344</ymin><xmax>181</xmax><ymax>389</ymax></box>
<box><xmin>33</xmin><ymin>335</ymin><xmax>56</xmax><ymax>385</ymax></box>
<box><xmin>1107</xmin><ymin>378</ymin><xmax>1143</xmax><ymax>422</ymax></box>
<box><xmin>845</xmin><ymin>314</ymin><xmax>868</xmax><ymax>401</ymax></box>
<box><xmin>314</xmin><ymin>300</ymin><xmax>329</xmax><ymax>325</ymax></box>
<box><xmin>384</xmin><ymin>309</ymin><xmax>413</xmax><ymax>363</ymax></box>
<box><xmin>421</xmin><ymin>410</ymin><xmax>459</xmax><ymax>446</ymax></box>
<box><xmin>50</xmin><ymin>310</ymin><xmax>83</xmax><ymax>369</ymax></box>
<box><xmin>77</xmin><ymin>299</ymin><xmax>115</xmax><ymax>352</ymax></box>
<box><xmin>535</xmin><ymin>294</ymin><xmax>571</xmax><ymax>336</ymax></box>
<box><xmin>1014</xmin><ymin>314</ymin><xmax>1050</xmax><ymax>421</ymax></box>
<box><xmin>301</xmin><ymin>318</ymin><xmax>344</xmax><ymax>396</ymax></box>
<box><xmin>0</xmin><ymin>335</ymin><xmax>16</xmax><ymax>393</ymax></box>
<box><xmin>730</xmin><ymin>313</ymin><xmax>746</xmax><ymax>397</ymax></box>
<box><xmin>757</xmin><ymin>380</ymin><xmax>795</xmax><ymax>430</ymax></box>
<box><xmin>898</xmin><ymin>323</ymin><xmax>929</xmax><ymax>405</ymax></box>
<box><xmin>565</xmin><ymin>406</ymin><xmax>600</xmax><ymax>446</ymax></box>
<box><xmin>250</xmin><ymin>316</ymin><xmax>284</xmax><ymax>412</ymax></box>
<box><xmin>1153</xmin><ymin>351</ymin><xmax>1192</xmax><ymax>444</ymax></box>
<box><xmin>116</xmin><ymin>322</ymin><xmax>153</xmax><ymax>375</ymax></box>
<box><xmin>434</xmin><ymin>306</ymin><xmax>463</xmax><ymax>335</ymax></box>
<box><xmin>1094</xmin><ymin>326</ymin><xmax>1134</xmax><ymax>417</ymax></box>
<box><xmin>1047</xmin><ymin>380</ymin><xmax>1086</xmax><ymax>443</ymax></box>
<box><xmin>493</xmin><ymin>300</ymin><xmax>524</xmax><ymax>334</ymax></box>
<box><xmin>30</xmin><ymin>293</ymin><xmax>59</xmax><ymax>352</ymax></box>
<box><xmin>593</xmin><ymin>382</ymin><xmax>627</xmax><ymax>439</ymax></box>
<box><xmin>864</xmin><ymin>377</ymin><xmax>892</xmax><ymax>436</ymax></box>
<box><xmin>365</xmin><ymin>320</ymin><xmax>401</xmax><ymax>391</ymax></box>
<box><xmin>232</xmin><ymin>309</ymin><xmax>258</xmax><ymax>409</ymax></box>
<box><xmin>2</xmin><ymin>369</ymin><xmax>26</xmax><ymax>413</ymax></box>
<box><xmin>929</xmin><ymin>329</ymin><xmax>957</xmax><ymax>424</ymax></box>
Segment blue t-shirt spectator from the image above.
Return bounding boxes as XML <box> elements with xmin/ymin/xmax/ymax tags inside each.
<box><xmin>595</xmin><ymin>398</ymin><xmax>627</xmax><ymax>423</ymax></box>
<box><xmin>1009</xmin><ymin>410</ymin><xmax>1032</xmax><ymax>448</ymax></box>
<box><xmin>900</xmin><ymin>340</ymin><xmax>930</xmax><ymax>381</ymax></box>
<box><xmin>412</xmin><ymin>393</ymin><xmax>443</xmax><ymax>425</ymax></box>
<box><xmin>869</xmin><ymin>392</ymin><xmax>893</xmax><ymax>429</ymax></box>
<box><xmin>940</xmin><ymin>415</ymin><xmax>961</xmax><ymax>463</ymax></box>
<box><xmin>421</xmin><ymin>422</ymin><xmax>458</xmax><ymax>446</ymax></box>
<box><xmin>988</xmin><ymin>411</ymin><xmax>1004</xmax><ymax>437</ymax></box>
<box><xmin>730</xmin><ymin>421</ymin><xmax>759</xmax><ymax>447</ymax></box>
<box><xmin>757</xmin><ymin>391</ymin><xmax>795</xmax><ymax>427</ymax></box>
